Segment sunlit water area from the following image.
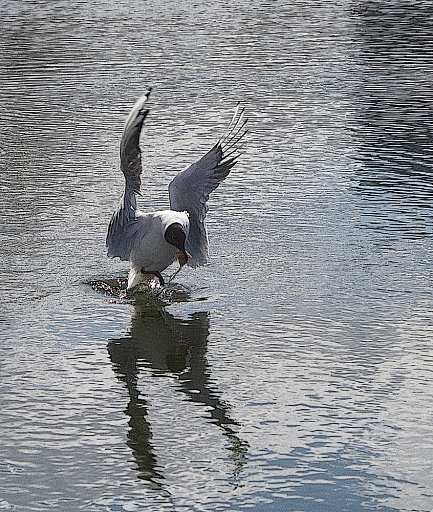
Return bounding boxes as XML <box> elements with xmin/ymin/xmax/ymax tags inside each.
<box><xmin>1</xmin><ymin>1</ymin><xmax>433</xmax><ymax>511</ymax></box>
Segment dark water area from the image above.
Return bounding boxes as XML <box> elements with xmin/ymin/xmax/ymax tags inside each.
<box><xmin>1</xmin><ymin>1</ymin><xmax>433</xmax><ymax>511</ymax></box>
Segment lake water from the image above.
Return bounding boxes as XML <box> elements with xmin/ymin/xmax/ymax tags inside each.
<box><xmin>1</xmin><ymin>1</ymin><xmax>433</xmax><ymax>511</ymax></box>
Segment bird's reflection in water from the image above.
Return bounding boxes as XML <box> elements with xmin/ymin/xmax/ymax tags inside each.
<box><xmin>107</xmin><ymin>303</ymin><xmax>248</xmax><ymax>487</ymax></box>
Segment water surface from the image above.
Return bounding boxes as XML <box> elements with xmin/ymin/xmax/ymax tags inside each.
<box><xmin>1</xmin><ymin>1</ymin><xmax>433</xmax><ymax>511</ymax></box>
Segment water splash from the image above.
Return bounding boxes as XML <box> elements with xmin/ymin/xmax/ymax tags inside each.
<box><xmin>89</xmin><ymin>276</ymin><xmax>191</xmax><ymax>303</ymax></box>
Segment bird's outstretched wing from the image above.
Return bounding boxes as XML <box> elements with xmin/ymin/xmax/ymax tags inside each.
<box><xmin>168</xmin><ymin>104</ymin><xmax>247</xmax><ymax>267</ymax></box>
<box><xmin>106</xmin><ymin>89</ymin><xmax>152</xmax><ymax>260</ymax></box>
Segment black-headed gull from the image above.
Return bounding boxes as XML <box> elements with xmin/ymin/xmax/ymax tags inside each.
<box><xmin>106</xmin><ymin>89</ymin><xmax>247</xmax><ymax>289</ymax></box>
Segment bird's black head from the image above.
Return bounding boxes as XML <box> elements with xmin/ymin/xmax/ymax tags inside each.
<box><xmin>164</xmin><ymin>223</ymin><xmax>187</xmax><ymax>252</ymax></box>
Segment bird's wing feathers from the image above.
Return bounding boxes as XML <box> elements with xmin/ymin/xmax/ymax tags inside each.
<box><xmin>106</xmin><ymin>89</ymin><xmax>152</xmax><ymax>260</ymax></box>
<box><xmin>168</xmin><ymin>104</ymin><xmax>247</xmax><ymax>267</ymax></box>
<box><xmin>107</xmin><ymin>91</ymin><xmax>247</xmax><ymax>266</ymax></box>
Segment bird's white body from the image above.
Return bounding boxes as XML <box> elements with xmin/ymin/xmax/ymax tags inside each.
<box><xmin>106</xmin><ymin>89</ymin><xmax>246</xmax><ymax>290</ymax></box>
<box><xmin>127</xmin><ymin>210</ymin><xmax>189</xmax><ymax>289</ymax></box>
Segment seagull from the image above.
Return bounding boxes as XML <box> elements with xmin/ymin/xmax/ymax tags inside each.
<box><xmin>106</xmin><ymin>89</ymin><xmax>247</xmax><ymax>290</ymax></box>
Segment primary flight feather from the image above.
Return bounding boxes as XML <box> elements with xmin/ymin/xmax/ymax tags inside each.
<box><xmin>106</xmin><ymin>88</ymin><xmax>247</xmax><ymax>290</ymax></box>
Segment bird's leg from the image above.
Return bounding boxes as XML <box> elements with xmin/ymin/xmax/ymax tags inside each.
<box><xmin>141</xmin><ymin>269</ymin><xmax>165</xmax><ymax>287</ymax></box>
